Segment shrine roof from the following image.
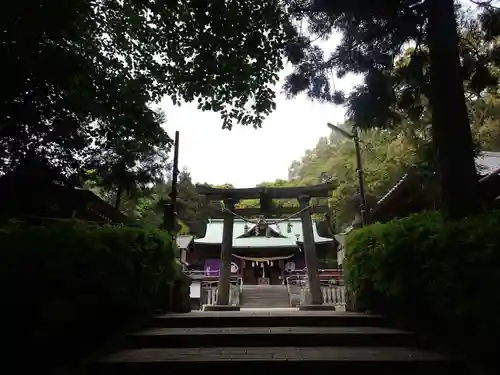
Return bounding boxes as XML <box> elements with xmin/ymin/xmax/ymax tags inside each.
<box><xmin>176</xmin><ymin>235</ymin><xmax>194</xmax><ymax>249</ymax></box>
<box><xmin>376</xmin><ymin>151</ymin><xmax>500</xmax><ymax>206</ymax></box>
<box><xmin>194</xmin><ymin>218</ymin><xmax>333</xmax><ymax>248</ymax></box>
<box><xmin>477</xmin><ymin>151</ymin><xmax>500</xmax><ymax>175</ymax></box>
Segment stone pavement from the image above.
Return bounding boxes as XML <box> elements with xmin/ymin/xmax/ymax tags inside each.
<box><xmin>165</xmin><ymin>307</ymin><xmax>350</xmax><ymax>317</ymax></box>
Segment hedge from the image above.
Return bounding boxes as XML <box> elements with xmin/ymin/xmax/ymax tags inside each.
<box><xmin>0</xmin><ymin>222</ymin><xmax>179</xmax><ymax>367</ymax></box>
<box><xmin>345</xmin><ymin>211</ymin><xmax>500</xmax><ymax>360</ymax></box>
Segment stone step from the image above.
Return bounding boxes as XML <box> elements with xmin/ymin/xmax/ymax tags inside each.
<box><xmin>242</xmin><ymin>297</ymin><xmax>289</xmax><ymax>301</ymax></box>
<box><xmin>242</xmin><ymin>298</ymin><xmax>289</xmax><ymax>302</ymax></box>
<box><xmin>242</xmin><ymin>291</ymin><xmax>288</xmax><ymax>294</ymax></box>
<box><xmin>241</xmin><ymin>303</ymin><xmax>290</xmax><ymax>308</ymax></box>
<box><xmin>92</xmin><ymin>347</ymin><xmax>462</xmax><ymax>374</ymax></box>
<box><xmin>243</xmin><ymin>299</ymin><xmax>289</xmax><ymax>302</ymax></box>
<box><xmin>91</xmin><ymin>311</ymin><xmax>465</xmax><ymax>373</ymax></box>
<box><xmin>243</xmin><ymin>290</ymin><xmax>288</xmax><ymax>292</ymax></box>
<box><xmin>150</xmin><ymin>311</ymin><xmax>385</xmax><ymax>328</ymax></box>
<box><xmin>242</xmin><ymin>301</ymin><xmax>289</xmax><ymax>305</ymax></box>
<box><xmin>241</xmin><ymin>286</ymin><xmax>291</xmax><ymax>308</ymax></box>
<box><xmin>242</xmin><ymin>301</ymin><xmax>290</xmax><ymax>304</ymax></box>
<box><xmin>240</xmin><ymin>306</ymin><xmax>292</xmax><ymax>309</ymax></box>
<box><xmin>242</xmin><ymin>294</ymin><xmax>289</xmax><ymax>297</ymax></box>
<box><xmin>125</xmin><ymin>326</ymin><xmax>416</xmax><ymax>348</ymax></box>
<box><xmin>243</xmin><ymin>295</ymin><xmax>289</xmax><ymax>298</ymax></box>
<box><xmin>242</xmin><ymin>288</ymin><xmax>288</xmax><ymax>290</ymax></box>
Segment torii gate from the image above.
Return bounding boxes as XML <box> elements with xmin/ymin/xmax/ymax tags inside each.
<box><xmin>196</xmin><ymin>182</ymin><xmax>337</xmax><ymax>307</ymax></box>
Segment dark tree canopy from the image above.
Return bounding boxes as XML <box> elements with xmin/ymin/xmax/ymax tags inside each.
<box><xmin>1</xmin><ymin>0</ymin><xmax>291</xmax><ymax>177</ymax></box>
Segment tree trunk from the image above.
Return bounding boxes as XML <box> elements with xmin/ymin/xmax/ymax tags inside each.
<box><xmin>426</xmin><ymin>0</ymin><xmax>481</xmax><ymax>220</ymax></box>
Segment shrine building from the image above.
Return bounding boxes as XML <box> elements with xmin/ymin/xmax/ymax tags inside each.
<box><xmin>190</xmin><ymin>182</ymin><xmax>337</xmax><ymax>307</ymax></box>
<box><xmin>184</xmin><ymin>217</ymin><xmax>336</xmax><ymax>285</ymax></box>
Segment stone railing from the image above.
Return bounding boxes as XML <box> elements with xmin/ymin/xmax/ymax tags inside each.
<box><xmin>321</xmin><ymin>284</ymin><xmax>346</xmax><ymax>305</ymax></box>
<box><xmin>202</xmin><ymin>281</ymin><xmax>240</xmax><ymax>306</ymax></box>
<box><xmin>184</xmin><ymin>270</ymin><xmax>243</xmax><ymax>309</ymax></box>
<box><xmin>286</xmin><ymin>269</ymin><xmax>346</xmax><ymax>307</ymax></box>
<box><xmin>286</xmin><ymin>276</ymin><xmax>303</xmax><ymax>307</ymax></box>
<box><xmin>299</xmin><ymin>282</ymin><xmax>346</xmax><ymax>306</ymax></box>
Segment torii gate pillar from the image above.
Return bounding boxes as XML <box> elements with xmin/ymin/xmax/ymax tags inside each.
<box><xmin>298</xmin><ymin>194</ymin><xmax>323</xmax><ymax>305</ymax></box>
<box><xmin>217</xmin><ymin>198</ymin><xmax>237</xmax><ymax>305</ymax></box>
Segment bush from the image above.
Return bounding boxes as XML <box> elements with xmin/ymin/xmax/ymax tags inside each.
<box><xmin>0</xmin><ymin>221</ymin><xmax>177</xmax><ymax>366</ymax></box>
<box><xmin>345</xmin><ymin>211</ymin><xmax>500</xmax><ymax>359</ymax></box>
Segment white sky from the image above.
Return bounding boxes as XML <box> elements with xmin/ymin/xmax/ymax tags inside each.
<box><xmin>160</xmin><ymin>34</ymin><xmax>364</xmax><ymax>188</ymax></box>
<box><xmin>160</xmin><ymin>70</ymin><xmax>361</xmax><ymax>188</ymax></box>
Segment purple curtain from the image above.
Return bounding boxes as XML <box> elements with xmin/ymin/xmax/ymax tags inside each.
<box><xmin>293</xmin><ymin>258</ymin><xmax>305</xmax><ymax>270</ymax></box>
<box><xmin>204</xmin><ymin>258</ymin><xmax>240</xmax><ymax>276</ymax></box>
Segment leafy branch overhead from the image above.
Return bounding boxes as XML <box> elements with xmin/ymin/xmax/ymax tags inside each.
<box><xmin>1</xmin><ymin>0</ymin><xmax>293</xmax><ymax>176</ymax></box>
<box><xmin>284</xmin><ymin>0</ymin><xmax>500</xmax><ymax>128</ymax></box>
<box><xmin>96</xmin><ymin>0</ymin><xmax>291</xmax><ymax>129</ymax></box>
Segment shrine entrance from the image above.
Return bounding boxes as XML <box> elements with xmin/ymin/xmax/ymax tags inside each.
<box><xmin>255</xmin><ymin>260</ymin><xmax>279</xmax><ymax>285</ymax></box>
<box><xmin>240</xmin><ymin>257</ymin><xmax>287</xmax><ymax>285</ymax></box>
<box><xmin>196</xmin><ymin>182</ymin><xmax>337</xmax><ymax>307</ymax></box>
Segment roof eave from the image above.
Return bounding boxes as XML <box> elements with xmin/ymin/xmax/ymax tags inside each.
<box><xmin>194</xmin><ymin>240</ymin><xmax>333</xmax><ymax>246</ymax></box>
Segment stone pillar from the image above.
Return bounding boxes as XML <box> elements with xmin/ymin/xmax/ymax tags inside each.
<box><xmin>298</xmin><ymin>195</ymin><xmax>323</xmax><ymax>305</ymax></box>
<box><xmin>217</xmin><ymin>198</ymin><xmax>236</xmax><ymax>305</ymax></box>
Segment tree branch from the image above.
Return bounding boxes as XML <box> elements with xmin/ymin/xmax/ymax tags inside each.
<box><xmin>470</xmin><ymin>0</ymin><xmax>500</xmax><ymax>10</ymax></box>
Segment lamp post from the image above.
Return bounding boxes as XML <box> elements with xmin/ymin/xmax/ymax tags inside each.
<box><xmin>327</xmin><ymin>123</ymin><xmax>367</xmax><ymax>226</ymax></box>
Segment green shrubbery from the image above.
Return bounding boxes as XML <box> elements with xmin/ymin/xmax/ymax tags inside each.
<box><xmin>345</xmin><ymin>211</ymin><xmax>500</xmax><ymax>358</ymax></box>
<box><xmin>0</xmin><ymin>222</ymin><xmax>179</xmax><ymax>366</ymax></box>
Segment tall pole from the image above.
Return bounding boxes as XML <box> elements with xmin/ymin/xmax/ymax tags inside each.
<box><xmin>327</xmin><ymin>123</ymin><xmax>368</xmax><ymax>226</ymax></box>
<box><xmin>352</xmin><ymin>128</ymin><xmax>367</xmax><ymax>226</ymax></box>
<box><xmin>163</xmin><ymin>131</ymin><xmax>180</xmax><ymax>232</ymax></box>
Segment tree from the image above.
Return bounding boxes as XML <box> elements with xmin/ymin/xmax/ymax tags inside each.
<box><xmin>471</xmin><ymin>91</ymin><xmax>500</xmax><ymax>151</ymax></box>
<box><xmin>286</xmin><ymin>124</ymin><xmax>417</xmax><ymax>228</ymax></box>
<box><xmin>231</xmin><ymin>122</ymin><xmax>417</xmax><ymax>229</ymax></box>
<box><xmin>283</xmin><ymin>0</ymin><xmax>500</xmax><ymax>219</ymax></box>
<box><xmin>85</xmin><ymin>110</ymin><xmax>170</xmax><ymax>210</ymax></box>
<box><xmin>1</xmin><ymin>0</ymin><xmax>292</xmax><ymax>175</ymax></box>
<box><xmin>175</xmin><ymin>168</ymin><xmax>205</xmax><ymax>229</ymax></box>
<box><xmin>91</xmin><ymin>168</ymin><xmax>237</xmax><ymax>234</ymax></box>
<box><xmin>1</xmin><ymin>1</ymin><xmax>167</xmax><ymax>175</ymax></box>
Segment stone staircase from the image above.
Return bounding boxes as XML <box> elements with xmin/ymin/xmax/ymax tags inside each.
<box><xmin>90</xmin><ymin>310</ymin><xmax>467</xmax><ymax>374</ymax></box>
<box><xmin>241</xmin><ymin>285</ymin><xmax>290</xmax><ymax>308</ymax></box>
